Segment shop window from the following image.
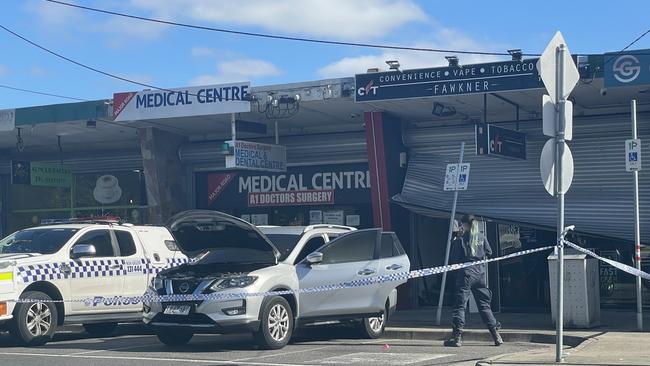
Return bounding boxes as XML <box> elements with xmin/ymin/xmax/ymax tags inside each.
<box><xmin>76</xmin><ymin>230</ymin><xmax>114</xmax><ymax>257</ymax></box>
<box><xmin>114</xmin><ymin>230</ymin><xmax>137</xmax><ymax>257</ymax></box>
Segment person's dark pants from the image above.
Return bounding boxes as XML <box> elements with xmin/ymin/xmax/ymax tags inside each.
<box><xmin>451</xmin><ymin>268</ymin><xmax>498</xmax><ymax>330</ymax></box>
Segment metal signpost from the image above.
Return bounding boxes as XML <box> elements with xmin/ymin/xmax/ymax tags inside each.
<box><xmin>538</xmin><ymin>31</ymin><xmax>580</xmax><ymax>363</ymax></box>
<box><xmin>436</xmin><ymin>142</ymin><xmax>469</xmax><ymax>325</ymax></box>
<box><xmin>628</xmin><ymin>100</ymin><xmax>643</xmax><ymax>331</ymax></box>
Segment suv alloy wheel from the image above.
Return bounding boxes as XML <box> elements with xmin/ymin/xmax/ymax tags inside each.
<box><xmin>256</xmin><ymin>296</ymin><xmax>294</xmax><ymax>349</ymax></box>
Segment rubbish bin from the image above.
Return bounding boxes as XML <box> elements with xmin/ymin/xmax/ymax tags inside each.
<box><xmin>548</xmin><ymin>250</ymin><xmax>601</xmax><ymax>328</ymax></box>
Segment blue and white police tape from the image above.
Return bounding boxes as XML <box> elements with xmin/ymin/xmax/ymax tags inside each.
<box><xmin>563</xmin><ymin>240</ymin><xmax>650</xmax><ymax>281</ymax></box>
<box><xmin>9</xmin><ymin>245</ymin><xmax>555</xmax><ymax>305</ymax></box>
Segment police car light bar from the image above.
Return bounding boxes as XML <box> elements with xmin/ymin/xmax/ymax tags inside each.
<box><xmin>41</xmin><ymin>216</ymin><xmax>123</xmax><ymax>225</ymax></box>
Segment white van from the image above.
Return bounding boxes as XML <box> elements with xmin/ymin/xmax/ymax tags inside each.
<box><xmin>0</xmin><ymin>218</ymin><xmax>187</xmax><ymax>346</ymax></box>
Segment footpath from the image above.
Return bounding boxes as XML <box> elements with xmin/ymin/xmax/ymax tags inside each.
<box><xmin>387</xmin><ymin>308</ymin><xmax>649</xmax><ymax>365</ymax></box>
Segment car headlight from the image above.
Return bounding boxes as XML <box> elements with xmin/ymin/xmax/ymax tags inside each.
<box><xmin>210</xmin><ymin>276</ymin><xmax>258</xmax><ymax>291</ymax></box>
<box><xmin>152</xmin><ymin>278</ymin><xmax>164</xmax><ymax>291</ymax></box>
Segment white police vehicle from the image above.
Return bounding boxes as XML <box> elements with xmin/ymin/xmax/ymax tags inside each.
<box><xmin>144</xmin><ymin>211</ymin><xmax>410</xmax><ymax>350</ymax></box>
<box><xmin>0</xmin><ymin>218</ymin><xmax>187</xmax><ymax>346</ymax></box>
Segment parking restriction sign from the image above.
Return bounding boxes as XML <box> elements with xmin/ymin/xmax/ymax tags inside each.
<box><xmin>444</xmin><ymin>163</ymin><xmax>471</xmax><ymax>191</ymax></box>
<box><xmin>626</xmin><ymin>139</ymin><xmax>642</xmax><ymax>171</ymax></box>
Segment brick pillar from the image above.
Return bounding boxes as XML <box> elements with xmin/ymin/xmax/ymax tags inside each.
<box><xmin>139</xmin><ymin>127</ymin><xmax>187</xmax><ymax>225</ymax></box>
<box><xmin>364</xmin><ymin>111</ymin><xmax>411</xmax><ymax>308</ymax></box>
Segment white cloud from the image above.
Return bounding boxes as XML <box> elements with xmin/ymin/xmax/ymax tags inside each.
<box><xmin>30</xmin><ymin>66</ymin><xmax>47</xmax><ymax>77</ymax></box>
<box><xmin>25</xmin><ymin>0</ymin><xmax>83</xmax><ymax>26</ymax></box>
<box><xmin>0</xmin><ymin>65</ymin><xmax>8</xmax><ymax>77</ymax></box>
<box><xmin>128</xmin><ymin>0</ymin><xmax>426</xmax><ymax>40</ymax></box>
<box><xmin>190</xmin><ymin>58</ymin><xmax>281</xmax><ymax>85</ymax></box>
<box><xmin>318</xmin><ymin>28</ymin><xmax>505</xmax><ymax>78</ymax></box>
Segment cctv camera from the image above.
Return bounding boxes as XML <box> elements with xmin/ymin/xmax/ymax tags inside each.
<box><xmin>600</xmin><ymin>88</ymin><xmax>608</xmax><ymax>96</ymax></box>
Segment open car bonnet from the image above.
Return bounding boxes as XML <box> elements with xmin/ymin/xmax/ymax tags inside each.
<box><xmin>167</xmin><ymin>210</ymin><xmax>280</xmax><ymax>259</ymax></box>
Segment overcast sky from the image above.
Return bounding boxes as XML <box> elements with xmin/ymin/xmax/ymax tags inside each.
<box><xmin>1</xmin><ymin>0</ymin><xmax>650</xmax><ymax>108</ymax></box>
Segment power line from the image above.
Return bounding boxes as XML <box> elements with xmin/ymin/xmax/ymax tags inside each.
<box><xmin>44</xmin><ymin>0</ymin><xmax>534</xmax><ymax>57</ymax></box>
<box><xmin>0</xmin><ymin>24</ymin><xmax>178</xmax><ymax>93</ymax></box>
<box><xmin>0</xmin><ymin>84</ymin><xmax>87</xmax><ymax>101</ymax></box>
<box><xmin>604</xmin><ymin>27</ymin><xmax>650</xmax><ymax>65</ymax></box>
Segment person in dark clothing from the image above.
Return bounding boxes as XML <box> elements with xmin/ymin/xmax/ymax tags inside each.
<box><xmin>444</xmin><ymin>215</ymin><xmax>503</xmax><ymax>347</ymax></box>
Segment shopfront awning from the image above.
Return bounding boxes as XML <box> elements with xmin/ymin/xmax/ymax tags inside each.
<box><xmin>393</xmin><ymin>147</ymin><xmax>650</xmax><ymax>245</ymax></box>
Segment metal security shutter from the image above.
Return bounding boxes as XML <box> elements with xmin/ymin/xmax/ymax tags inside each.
<box><xmin>395</xmin><ymin>115</ymin><xmax>650</xmax><ymax>244</ymax></box>
<box><xmin>179</xmin><ymin>131</ymin><xmax>368</xmax><ymax>167</ymax></box>
<box><xmin>0</xmin><ymin>149</ymin><xmax>142</xmax><ymax>174</ymax></box>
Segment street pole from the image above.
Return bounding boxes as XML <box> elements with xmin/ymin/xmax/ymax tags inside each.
<box><xmin>631</xmin><ymin>99</ymin><xmax>643</xmax><ymax>332</ymax></box>
<box><xmin>555</xmin><ymin>44</ymin><xmax>567</xmax><ymax>363</ymax></box>
<box><xmin>435</xmin><ymin>142</ymin><xmax>465</xmax><ymax>326</ymax></box>
<box><xmin>230</xmin><ymin>113</ymin><xmax>237</xmax><ymax>141</ymax></box>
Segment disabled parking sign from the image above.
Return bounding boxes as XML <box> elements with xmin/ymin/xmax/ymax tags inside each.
<box><xmin>444</xmin><ymin>163</ymin><xmax>470</xmax><ymax>191</ymax></box>
<box><xmin>626</xmin><ymin>139</ymin><xmax>642</xmax><ymax>171</ymax></box>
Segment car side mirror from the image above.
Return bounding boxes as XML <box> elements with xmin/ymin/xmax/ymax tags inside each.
<box><xmin>71</xmin><ymin>244</ymin><xmax>97</xmax><ymax>259</ymax></box>
<box><xmin>306</xmin><ymin>252</ymin><xmax>323</xmax><ymax>265</ymax></box>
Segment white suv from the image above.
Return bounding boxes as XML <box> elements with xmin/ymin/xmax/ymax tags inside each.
<box><xmin>144</xmin><ymin>210</ymin><xmax>410</xmax><ymax>349</ymax></box>
<box><xmin>0</xmin><ymin>219</ymin><xmax>186</xmax><ymax>346</ymax></box>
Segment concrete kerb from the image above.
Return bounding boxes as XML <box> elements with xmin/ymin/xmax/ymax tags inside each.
<box><xmin>473</xmin><ymin>332</ymin><xmax>603</xmax><ymax>365</ymax></box>
<box><xmin>384</xmin><ymin>327</ymin><xmax>588</xmax><ymax>347</ymax></box>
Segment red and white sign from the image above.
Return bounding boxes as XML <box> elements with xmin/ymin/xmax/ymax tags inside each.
<box><xmin>207</xmin><ymin>172</ymin><xmax>236</xmax><ymax>206</ymax></box>
<box><xmin>248</xmin><ymin>190</ymin><xmax>334</xmax><ymax>207</ymax></box>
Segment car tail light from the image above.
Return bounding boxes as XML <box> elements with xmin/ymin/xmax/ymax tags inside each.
<box><xmin>0</xmin><ymin>302</ymin><xmax>7</xmax><ymax>316</ymax></box>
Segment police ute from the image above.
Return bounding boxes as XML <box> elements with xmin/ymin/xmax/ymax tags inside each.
<box><xmin>0</xmin><ymin>217</ymin><xmax>187</xmax><ymax>346</ymax></box>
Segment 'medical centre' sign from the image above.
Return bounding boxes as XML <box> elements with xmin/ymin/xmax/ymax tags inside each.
<box><xmin>113</xmin><ymin>82</ymin><xmax>251</xmax><ymax>121</ymax></box>
<box><xmin>355</xmin><ymin>59</ymin><xmax>543</xmax><ymax>102</ymax></box>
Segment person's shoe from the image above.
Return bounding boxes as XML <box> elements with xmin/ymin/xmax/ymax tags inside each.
<box><xmin>489</xmin><ymin>326</ymin><xmax>504</xmax><ymax>346</ymax></box>
<box><xmin>443</xmin><ymin>328</ymin><xmax>462</xmax><ymax>347</ymax></box>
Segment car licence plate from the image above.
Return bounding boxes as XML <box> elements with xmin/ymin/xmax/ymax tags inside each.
<box><xmin>163</xmin><ymin>305</ymin><xmax>191</xmax><ymax>315</ymax></box>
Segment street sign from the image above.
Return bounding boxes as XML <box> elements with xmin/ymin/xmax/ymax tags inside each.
<box><xmin>543</xmin><ymin>95</ymin><xmax>573</xmax><ymax>140</ymax></box>
<box><xmin>444</xmin><ymin>163</ymin><xmax>470</xmax><ymax>191</ymax></box>
<box><xmin>0</xmin><ymin>109</ymin><xmax>15</xmax><ymax>132</ymax></box>
<box><xmin>476</xmin><ymin>124</ymin><xmax>526</xmax><ymax>159</ymax></box>
<box><xmin>537</xmin><ymin>31</ymin><xmax>580</xmax><ymax>103</ymax></box>
<box><xmin>540</xmin><ymin>139</ymin><xmax>574</xmax><ymax>195</ymax></box>
<box><xmin>605</xmin><ymin>50</ymin><xmax>650</xmax><ymax>87</ymax></box>
<box><xmin>355</xmin><ymin>59</ymin><xmax>543</xmax><ymax>102</ymax></box>
<box><xmin>626</xmin><ymin>138</ymin><xmax>642</xmax><ymax>171</ymax></box>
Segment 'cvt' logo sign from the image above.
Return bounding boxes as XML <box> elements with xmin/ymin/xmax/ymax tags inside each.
<box><xmin>612</xmin><ymin>55</ymin><xmax>641</xmax><ymax>83</ymax></box>
<box><xmin>357</xmin><ymin>80</ymin><xmax>378</xmax><ymax>96</ymax></box>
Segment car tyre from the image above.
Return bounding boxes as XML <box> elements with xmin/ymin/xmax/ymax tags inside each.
<box><xmin>83</xmin><ymin>322</ymin><xmax>118</xmax><ymax>337</ymax></box>
<box><xmin>156</xmin><ymin>330</ymin><xmax>193</xmax><ymax>346</ymax></box>
<box><xmin>359</xmin><ymin>307</ymin><xmax>387</xmax><ymax>339</ymax></box>
<box><xmin>256</xmin><ymin>296</ymin><xmax>294</xmax><ymax>350</ymax></box>
<box><xmin>10</xmin><ymin>291</ymin><xmax>58</xmax><ymax>346</ymax></box>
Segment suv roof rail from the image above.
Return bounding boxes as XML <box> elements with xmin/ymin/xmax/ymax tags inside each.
<box><xmin>303</xmin><ymin>224</ymin><xmax>356</xmax><ymax>232</ymax></box>
<box><xmin>40</xmin><ymin>216</ymin><xmax>123</xmax><ymax>226</ymax></box>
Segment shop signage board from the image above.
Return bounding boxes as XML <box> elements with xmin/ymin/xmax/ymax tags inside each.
<box><xmin>197</xmin><ymin>163</ymin><xmax>371</xmax><ymax>210</ymax></box>
<box><xmin>0</xmin><ymin>109</ymin><xmax>15</xmax><ymax>131</ymax></box>
<box><xmin>112</xmin><ymin>82</ymin><xmax>251</xmax><ymax>121</ymax></box>
<box><xmin>476</xmin><ymin>124</ymin><xmax>526</xmax><ymax>160</ymax></box>
<box><xmin>355</xmin><ymin>59</ymin><xmax>543</xmax><ymax>102</ymax></box>
<box><xmin>443</xmin><ymin>163</ymin><xmax>470</xmax><ymax>191</ymax></box>
<box><xmin>225</xmin><ymin>140</ymin><xmax>287</xmax><ymax>172</ymax></box>
<box><xmin>323</xmin><ymin>210</ymin><xmax>345</xmax><ymax>225</ymax></box>
<box><xmin>11</xmin><ymin>161</ymin><xmax>73</xmax><ymax>188</ymax></box>
<box><xmin>604</xmin><ymin>49</ymin><xmax>650</xmax><ymax>87</ymax></box>
<box><xmin>626</xmin><ymin>138</ymin><xmax>642</xmax><ymax>171</ymax></box>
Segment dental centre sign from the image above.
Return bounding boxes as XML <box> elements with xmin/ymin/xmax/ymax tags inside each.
<box><xmin>112</xmin><ymin>82</ymin><xmax>251</xmax><ymax>121</ymax></box>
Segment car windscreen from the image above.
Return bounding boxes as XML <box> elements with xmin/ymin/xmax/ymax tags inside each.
<box><xmin>193</xmin><ymin>247</ymin><xmax>277</xmax><ymax>266</ymax></box>
<box><xmin>0</xmin><ymin>228</ymin><xmax>78</xmax><ymax>254</ymax></box>
<box><xmin>263</xmin><ymin>234</ymin><xmax>301</xmax><ymax>261</ymax></box>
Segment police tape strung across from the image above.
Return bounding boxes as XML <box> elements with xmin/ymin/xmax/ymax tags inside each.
<box><xmin>8</xmin><ymin>245</ymin><xmax>555</xmax><ymax>305</ymax></box>
<box><xmin>9</xmin><ymin>242</ymin><xmax>649</xmax><ymax>305</ymax></box>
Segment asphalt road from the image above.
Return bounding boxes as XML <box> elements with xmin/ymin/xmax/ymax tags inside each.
<box><xmin>0</xmin><ymin>324</ymin><xmax>548</xmax><ymax>366</ymax></box>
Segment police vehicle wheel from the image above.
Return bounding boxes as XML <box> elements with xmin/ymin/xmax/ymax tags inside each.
<box><xmin>83</xmin><ymin>322</ymin><xmax>118</xmax><ymax>337</ymax></box>
<box><xmin>156</xmin><ymin>330</ymin><xmax>193</xmax><ymax>346</ymax></box>
<box><xmin>256</xmin><ymin>296</ymin><xmax>293</xmax><ymax>350</ymax></box>
<box><xmin>359</xmin><ymin>307</ymin><xmax>386</xmax><ymax>339</ymax></box>
<box><xmin>11</xmin><ymin>291</ymin><xmax>58</xmax><ymax>346</ymax></box>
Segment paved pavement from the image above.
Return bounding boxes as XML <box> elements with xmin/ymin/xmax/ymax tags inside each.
<box><xmin>0</xmin><ymin>324</ymin><xmax>546</xmax><ymax>366</ymax></box>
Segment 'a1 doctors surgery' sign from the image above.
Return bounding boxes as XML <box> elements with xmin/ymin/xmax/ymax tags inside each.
<box><xmin>225</xmin><ymin>140</ymin><xmax>287</xmax><ymax>172</ymax></box>
<box><xmin>112</xmin><ymin>82</ymin><xmax>251</xmax><ymax>121</ymax></box>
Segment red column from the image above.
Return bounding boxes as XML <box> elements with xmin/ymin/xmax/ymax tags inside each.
<box><xmin>364</xmin><ymin>112</ymin><xmax>392</xmax><ymax>230</ymax></box>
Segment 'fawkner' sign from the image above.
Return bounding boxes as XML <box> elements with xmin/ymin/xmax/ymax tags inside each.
<box><xmin>355</xmin><ymin>59</ymin><xmax>543</xmax><ymax>102</ymax></box>
<box><xmin>112</xmin><ymin>82</ymin><xmax>251</xmax><ymax>121</ymax></box>
<box><xmin>225</xmin><ymin>140</ymin><xmax>287</xmax><ymax>172</ymax></box>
